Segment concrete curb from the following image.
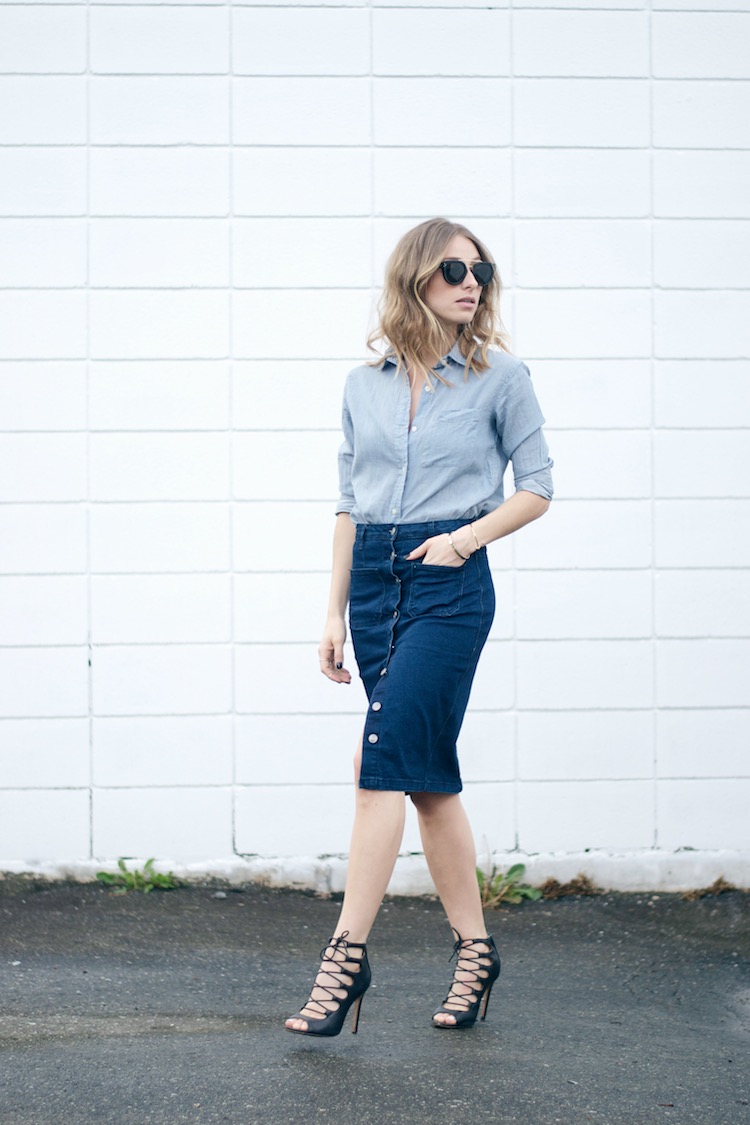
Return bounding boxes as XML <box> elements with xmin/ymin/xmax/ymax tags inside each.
<box><xmin>2</xmin><ymin>847</ymin><xmax>749</xmax><ymax>893</ymax></box>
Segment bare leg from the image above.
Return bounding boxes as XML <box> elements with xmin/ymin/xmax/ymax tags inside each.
<box><xmin>333</xmin><ymin>788</ymin><xmax>406</xmax><ymax>942</ymax></box>
<box><xmin>285</xmin><ymin>742</ymin><xmax>405</xmax><ymax>1032</ymax></box>
<box><xmin>410</xmin><ymin>792</ymin><xmax>491</xmax><ymax>1027</ymax></box>
<box><xmin>411</xmin><ymin>792</ymin><xmax>486</xmax><ymax>935</ymax></box>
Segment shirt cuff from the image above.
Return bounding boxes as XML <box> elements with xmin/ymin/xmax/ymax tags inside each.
<box><xmin>514</xmin><ymin>471</ymin><xmax>554</xmax><ymax>501</ymax></box>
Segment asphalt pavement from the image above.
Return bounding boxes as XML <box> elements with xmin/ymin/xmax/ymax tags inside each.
<box><xmin>0</xmin><ymin>880</ymin><xmax>748</xmax><ymax>1125</ymax></box>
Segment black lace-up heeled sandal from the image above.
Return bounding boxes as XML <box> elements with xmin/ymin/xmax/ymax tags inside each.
<box><xmin>285</xmin><ymin>931</ymin><xmax>371</xmax><ymax>1037</ymax></box>
<box><xmin>432</xmin><ymin>933</ymin><xmax>501</xmax><ymax>1030</ymax></box>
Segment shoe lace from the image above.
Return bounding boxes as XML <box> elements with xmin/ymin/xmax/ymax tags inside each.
<box><xmin>443</xmin><ymin>937</ymin><xmax>494</xmax><ymax>1013</ymax></box>
<box><xmin>300</xmin><ymin>931</ymin><xmax>364</xmax><ymax>1020</ymax></box>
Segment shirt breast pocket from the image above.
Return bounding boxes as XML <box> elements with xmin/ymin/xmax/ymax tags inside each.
<box><xmin>420</xmin><ymin>408</ymin><xmax>482</xmax><ymax>468</ymax></box>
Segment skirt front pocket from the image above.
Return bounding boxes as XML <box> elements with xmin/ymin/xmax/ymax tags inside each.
<box><xmin>406</xmin><ymin>562</ymin><xmax>465</xmax><ymax>618</ymax></box>
<box><xmin>349</xmin><ymin>567</ymin><xmax>388</xmax><ymax>626</ymax></box>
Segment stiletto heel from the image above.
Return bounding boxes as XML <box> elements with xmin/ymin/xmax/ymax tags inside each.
<box><xmin>432</xmin><ymin>932</ymin><xmax>501</xmax><ymax>1030</ymax></box>
<box><xmin>285</xmin><ymin>931</ymin><xmax>371</xmax><ymax>1038</ymax></box>
<box><xmin>350</xmin><ymin>993</ymin><xmax>365</xmax><ymax>1035</ymax></box>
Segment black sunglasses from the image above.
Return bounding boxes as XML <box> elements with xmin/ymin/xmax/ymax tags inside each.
<box><xmin>439</xmin><ymin>259</ymin><xmax>494</xmax><ymax>287</ymax></box>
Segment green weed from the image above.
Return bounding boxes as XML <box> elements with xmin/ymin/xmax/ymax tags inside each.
<box><xmin>96</xmin><ymin>858</ymin><xmax>179</xmax><ymax>895</ymax></box>
<box><xmin>477</xmin><ymin>862</ymin><xmax>542</xmax><ymax>908</ymax></box>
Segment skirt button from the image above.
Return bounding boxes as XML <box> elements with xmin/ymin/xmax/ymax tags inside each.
<box><xmin>368</xmin><ymin>733</ymin><xmax>379</xmax><ymax>744</ymax></box>
<box><xmin>372</xmin><ymin>701</ymin><xmax>382</xmax><ymax>711</ymax></box>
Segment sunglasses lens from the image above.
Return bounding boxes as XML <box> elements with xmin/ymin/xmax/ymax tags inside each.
<box><xmin>440</xmin><ymin>261</ymin><xmax>468</xmax><ymax>285</ymax></box>
<box><xmin>471</xmin><ymin>262</ymin><xmax>494</xmax><ymax>286</ymax></box>
<box><xmin>439</xmin><ymin>260</ymin><xmax>494</xmax><ymax>286</ymax></box>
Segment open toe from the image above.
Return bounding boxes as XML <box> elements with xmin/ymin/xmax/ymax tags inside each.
<box><xmin>284</xmin><ymin>933</ymin><xmax>371</xmax><ymax>1038</ymax></box>
<box><xmin>432</xmin><ymin>934</ymin><xmax>501</xmax><ymax>1030</ymax></box>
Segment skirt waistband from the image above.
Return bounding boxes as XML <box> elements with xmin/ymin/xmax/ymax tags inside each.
<box><xmin>354</xmin><ymin>519</ymin><xmax>472</xmax><ymax>542</ymax></box>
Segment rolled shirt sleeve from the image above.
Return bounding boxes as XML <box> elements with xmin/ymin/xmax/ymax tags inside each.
<box><xmin>495</xmin><ymin>362</ymin><xmax>554</xmax><ymax>501</ymax></box>
<box><xmin>510</xmin><ymin>427</ymin><xmax>554</xmax><ymax>500</ymax></box>
<box><xmin>335</xmin><ymin>396</ymin><xmax>355</xmax><ymax>515</ymax></box>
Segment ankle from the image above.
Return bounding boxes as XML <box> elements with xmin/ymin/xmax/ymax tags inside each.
<box><xmin>331</xmin><ymin>929</ymin><xmax>368</xmax><ymax>947</ymax></box>
<box><xmin>450</xmin><ymin>924</ymin><xmax>490</xmax><ymax>942</ymax></box>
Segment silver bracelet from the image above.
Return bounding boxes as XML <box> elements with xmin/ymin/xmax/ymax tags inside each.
<box><xmin>470</xmin><ymin>523</ymin><xmax>482</xmax><ymax>552</ymax></box>
<box><xmin>448</xmin><ymin>534</ymin><xmax>469</xmax><ymax>562</ymax></box>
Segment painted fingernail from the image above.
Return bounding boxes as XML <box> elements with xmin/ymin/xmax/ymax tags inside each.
<box><xmin>335</xmin><ymin>662</ymin><xmax>343</xmax><ymax>670</ymax></box>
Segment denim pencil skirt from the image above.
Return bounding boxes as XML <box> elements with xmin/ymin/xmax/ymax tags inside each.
<box><xmin>349</xmin><ymin>520</ymin><xmax>495</xmax><ymax>794</ymax></box>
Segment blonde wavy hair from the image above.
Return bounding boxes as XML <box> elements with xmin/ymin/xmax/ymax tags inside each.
<box><xmin>368</xmin><ymin>217</ymin><xmax>509</xmax><ymax>382</ymax></box>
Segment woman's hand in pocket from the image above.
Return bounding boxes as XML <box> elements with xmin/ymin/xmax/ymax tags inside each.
<box><xmin>405</xmin><ymin>534</ymin><xmax>466</xmax><ymax>568</ymax></box>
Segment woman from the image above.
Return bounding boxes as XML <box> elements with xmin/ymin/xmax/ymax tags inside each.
<box><xmin>284</xmin><ymin>218</ymin><xmax>553</xmax><ymax>1037</ymax></box>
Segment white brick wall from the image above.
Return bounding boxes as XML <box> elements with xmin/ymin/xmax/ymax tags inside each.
<box><xmin>1</xmin><ymin>2</ymin><xmax>749</xmax><ymax>889</ymax></box>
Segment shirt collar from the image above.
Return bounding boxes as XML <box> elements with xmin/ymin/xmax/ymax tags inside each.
<box><xmin>446</xmin><ymin>342</ymin><xmax>467</xmax><ymax>366</ymax></box>
<box><xmin>382</xmin><ymin>342</ymin><xmax>467</xmax><ymax>369</ymax></box>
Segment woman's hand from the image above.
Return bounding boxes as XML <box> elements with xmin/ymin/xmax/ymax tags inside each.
<box><xmin>318</xmin><ymin>616</ymin><xmax>352</xmax><ymax>684</ymax></box>
<box><xmin>405</xmin><ymin>531</ymin><xmax>471</xmax><ymax>568</ymax></box>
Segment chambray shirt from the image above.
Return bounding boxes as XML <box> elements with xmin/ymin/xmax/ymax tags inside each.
<box><xmin>336</xmin><ymin>343</ymin><xmax>553</xmax><ymax>524</ymax></box>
